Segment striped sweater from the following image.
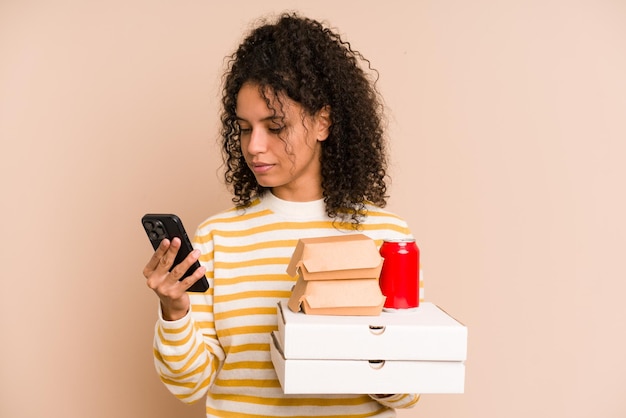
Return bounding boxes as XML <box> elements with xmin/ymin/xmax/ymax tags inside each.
<box><xmin>153</xmin><ymin>192</ymin><xmax>422</xmax><ymax>417</ymax></box>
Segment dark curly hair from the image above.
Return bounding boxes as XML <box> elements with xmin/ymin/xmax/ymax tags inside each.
<box><xmin>220</xmin><ymin>12</ymin><xmax>389</xmax><ymax>226</ymax></box>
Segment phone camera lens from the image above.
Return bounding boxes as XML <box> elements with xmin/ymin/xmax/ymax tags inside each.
<box><xmin>155</xmin><ymin>226</ymin><xmax>165</xmax><ymax>238</ymax></box>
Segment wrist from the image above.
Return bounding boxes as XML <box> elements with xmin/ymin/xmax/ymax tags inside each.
<box><xmin>160</xmin><ymin>303</ymin><xmax>189</xmax><ymax>321</ymax></box>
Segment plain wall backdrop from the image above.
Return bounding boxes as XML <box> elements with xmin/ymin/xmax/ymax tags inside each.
<box><xmin>1</xmin><ymin>0</ymin><xmax>625</xmax><ymax>417</ymax></box>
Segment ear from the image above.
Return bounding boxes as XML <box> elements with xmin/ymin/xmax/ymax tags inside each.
<box><xmin>314</xmin><ymin>105</ymin><xmax>332</xmax><ymax>142</ymax></box>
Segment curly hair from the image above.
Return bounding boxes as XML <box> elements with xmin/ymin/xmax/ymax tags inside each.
<box><xmin>220</xmin><ymin>12</ymin><xmax>389</xmax><ymax>226</ymax></box>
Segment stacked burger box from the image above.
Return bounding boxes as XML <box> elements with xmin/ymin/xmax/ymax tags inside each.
<box><xmin>269</xmin><ymin>234</ymin><xmax>468</xmax><ymax>394</ymax></box>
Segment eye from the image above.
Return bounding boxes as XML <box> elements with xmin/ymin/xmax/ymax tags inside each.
<box><xmin>269</xmin><ymin>126</ymin><xmax>284</xmax><ymax>134</ymax></box>
<box><xmin>268</xmin><ymin>123</ymin><xmax>285</xmax><ymax>134</ymax></box>
<box><xmin>237</xmin><ymin>122</ymin><xmax>252</xmax><ymax>134</ymax></box>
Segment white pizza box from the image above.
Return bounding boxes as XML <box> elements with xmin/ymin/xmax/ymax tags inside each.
<box><xmin>276</xmin><ymin>301</ymin><xmax>467</xmax><ymax>361</ymax></box>
<box><xmin>270</xmin><ymin>331</ymin><xmax>465</xmax><ymax>394</ymax></box>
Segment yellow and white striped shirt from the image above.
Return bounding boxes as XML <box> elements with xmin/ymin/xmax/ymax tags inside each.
<box><xmin>154</xmin><ymin>192</ymin><xmax>421</xmax><ymax>417</ymax></box>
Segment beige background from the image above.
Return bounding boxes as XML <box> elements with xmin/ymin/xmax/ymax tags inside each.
<box><xmin>2</xmin><ymin>0</ymin><xmax>625</xmax><ymax>417</ymax></box>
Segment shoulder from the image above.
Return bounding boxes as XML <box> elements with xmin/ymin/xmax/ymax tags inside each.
<box><xmin>360</xmin><ymin>204</ymin><xmax>413</xmax><ymax>240</ymax></box>
<box><xmin>364</xmin><ymin>203</ymin><xmax>409</xmax><ymax>227</ymax></box>
<box><xmin>194</xmin><ymin>198</ymin><xmax>269</xmax><ymax>235</ymax></box>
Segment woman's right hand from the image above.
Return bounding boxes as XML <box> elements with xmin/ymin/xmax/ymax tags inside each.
<box><xmin>142</xmin><ymin>237</ymin><xmax>206</xmax><ymax>321</ymax></box>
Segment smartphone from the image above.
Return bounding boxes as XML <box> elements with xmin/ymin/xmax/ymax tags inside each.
<box><xmin>141</xmin><ymin>213</ymin><xmax>209</xmax><ymax>293</ymax></box>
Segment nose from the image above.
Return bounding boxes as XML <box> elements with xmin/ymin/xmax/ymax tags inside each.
<box><xmin>245</xmin><ymin>127</ymin><xmax>268</xmax><ymax>155</ymax></box>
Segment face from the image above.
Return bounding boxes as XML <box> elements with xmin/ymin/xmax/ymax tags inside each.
<box><xmin>235</xmin><ymin>82</ymin><xmax>331</xmax><ymax>202</ymax></box>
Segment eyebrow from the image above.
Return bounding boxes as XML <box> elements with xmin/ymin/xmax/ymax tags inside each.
<box><xmin>235</xmin><ymin>115</ymin><xmax>283</xmax><ymax>123</ymax></box>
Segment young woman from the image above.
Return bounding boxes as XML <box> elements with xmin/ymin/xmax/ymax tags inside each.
<box><xmin>143</xmin><ymin>12</ymin><xmax>420</xmax><ymax>417</ymax></box>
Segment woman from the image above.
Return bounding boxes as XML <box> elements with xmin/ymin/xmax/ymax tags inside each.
<box><xmin>143</xmin><ymin>12</ymin><xmax>420</xmax><ymax>417</ymax></box>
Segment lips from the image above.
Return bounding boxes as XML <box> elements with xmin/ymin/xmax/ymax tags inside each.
<box><xmin>250</xmin><ymin>162</ymin><xmax>274</xmax><ymax>174</ymax></box>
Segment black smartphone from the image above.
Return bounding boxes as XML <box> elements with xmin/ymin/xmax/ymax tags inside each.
<box><xmin>141</xmin><ymin>213</ymin><xmax>209</xmax><ymax>293</ymax></box>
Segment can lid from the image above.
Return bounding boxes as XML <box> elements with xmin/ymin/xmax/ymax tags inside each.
<box><xmin>383</xmin><ymin>238</ymin><xmax>416</xmax><ymax>243</ymax></box>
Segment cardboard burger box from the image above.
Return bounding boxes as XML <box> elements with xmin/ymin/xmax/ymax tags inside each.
<box><xmin>286</xmin><ymin>234</ymin><xmax>386</xmax><ymax>316</ymax></box>
<box><xmin>270</xmin><ymin>301</ymin><xmax>468</xmax><ymax>394</ymax></box>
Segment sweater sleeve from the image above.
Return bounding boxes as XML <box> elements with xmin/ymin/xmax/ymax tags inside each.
<box><xmin>369</xmin><ymin>393</ymin><xmax>421</xmax><ymax>409</ymax></box>
<box><xmin>153</xmin><ymin>305</ymin><xmax>225</xmax><ymax>404</ymax></box>
<box><xmin>152</xmin><ymin>224</ymin><xmax>225</xmax><ymax>404</ymax></box>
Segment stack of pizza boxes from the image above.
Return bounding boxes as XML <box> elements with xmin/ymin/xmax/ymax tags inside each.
<box><xmin>269</xmin><ymin>234</ymin><xmax>468</xmax><ymax>394</ymax></box>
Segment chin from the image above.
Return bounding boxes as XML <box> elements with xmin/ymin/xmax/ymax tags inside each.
<box><xmin>255</xmin><ymin>179</ymin><xmax>276</xmax><ymax>188</ymax></box>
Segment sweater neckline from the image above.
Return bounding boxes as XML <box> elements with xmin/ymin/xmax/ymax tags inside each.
<box><xmin>261</xmin><ymin>192</ymin><xmax>327</xmax><ymax>220</ymax></box>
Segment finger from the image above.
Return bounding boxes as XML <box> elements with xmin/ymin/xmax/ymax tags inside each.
<box><xmin>143</xmin><ymin>239</ymin><xmax>171</xmax><ymax>278</ymax></box>
<box><xmin>157</xmin><ymin>237</ymin><xmax>182</xmax><ymax>272</ymax></box>
<box><xmin>179</xmin><ymin>264</ymin><xmax>207</xmax><ymax>290</ymax></box>
<box><xmin>168</xmin><ymin>248</ymin><xmax>201</xmax><ymax>281</ymax></box>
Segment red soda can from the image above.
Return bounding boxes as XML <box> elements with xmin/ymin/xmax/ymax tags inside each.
<box><xmin>379</xmin><ymin>239</ymin><xmax>420</xmax><ymax>310</ymax></box>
